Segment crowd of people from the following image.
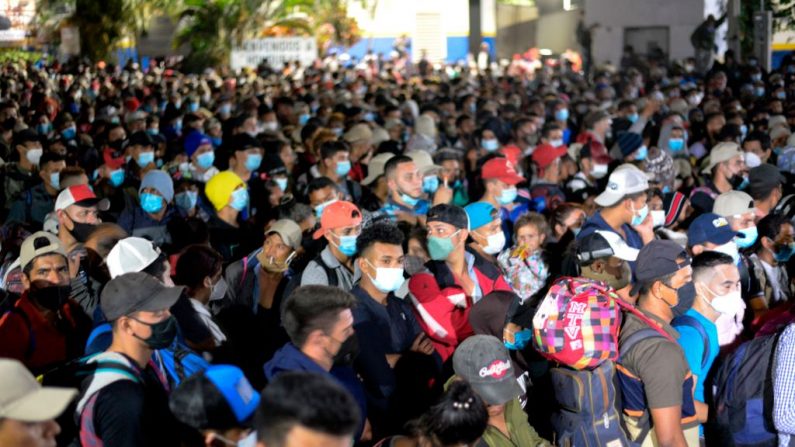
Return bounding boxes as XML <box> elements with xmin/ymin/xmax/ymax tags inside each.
<box><xmin>0</xmin><ymin>45</ymin><xmax>795</xmax><ymax>447</ymax></box>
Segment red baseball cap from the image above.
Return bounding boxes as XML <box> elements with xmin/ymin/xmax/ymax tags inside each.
<box><xmin>481</xmin><ymin>157</ymin><xmax>525</xmax><ymax>185</ymax></box>
<box><xmin>499</xmin><ymin>145</ymin><xmax>522</xmax><ymax>167</ymax></box>
<box><xmin>55</xmin><ymin>185</ymin><xmax>110</xmax><ymax>212</ymax></box>
<box><xmin>312</xmin><ymin>201</ymin><xmax>363</xmax><ymax>239</ymax></box>
<box><xmin>531</xmin><ymin>144</ymin><xmax>568</xmax><ymax>170</ymax></box>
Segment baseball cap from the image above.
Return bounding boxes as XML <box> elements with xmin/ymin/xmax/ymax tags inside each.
<box><xmin>205</xmin><ymin>171</ymin><xmax>245</xmax><ymax>212</ymax></box>
<box><xmin>55</xmin><ymin>184</ymin><xmax>110</xmax><ymax>212</ymax></box>
<box><xmin>464</xmin><ymin>202</ymin><xmax>499</xmax><ymax>232</ymax></box>
<box><xmin>343</xmin><ymin>123</ymin><xmax>373</xmax><ymax>144</ymax></box>
<box><xmin>169</xmin><ymin>365</ymin><xmax>260</xmax><ymax>431</ymax></box>
<box><xmin>19</xmin><ymin>231</ymin><xmax>68</xmax><ymax>271</ymax></box>
<box><xmin>0</xmin><ymin>358</ymin><xmax>77</xmax><ymax>422</ymax></box>
<box><xmin>229</xmin><ymin>134</ymin><xmax>262</xmax><ymax>153</ymax></box>
<box><xmin>631</xmin><ymin>240</ymin><xmax>691</xmax><ymax>295</ymax></box>
<box><xmin>106</xmin><ymin>237</ymin><xmax>162</xmax><ymax>279</ymax></box>
<box><xmin>406</xmin><ymin>150</ymin><xmax>442</xmax><ymax>176</ymax></box>
<box><xmin>101</xmin><ymin>272</ymin><xmax>184</xmax><ymax>321</ymax></box>
<box><xmin>662</xmin><ymin>192</ymin><xmax>687</xmax><ymax>228</ymax></box>
<box><xmin>615</xmin><ymin>132</ymin><xmax>643</xmax><ymax>157</ymax></box>
<box><xmin>771</xmin><ymin>125</ymin><xmax>791</xmax><ymax>141</ymax></box>
<box><xmin>481</xmin><ymin>157</ymin><xmax>525</xmax><ymax>185</ymax></box>
<box><xmin>265</xmin><ymin>219</ymin><xmax>302</xmax><ymax>251</ymax></box>
<box><xmin>312</xmin><ymin>201</ymin><xmax>362</xmax><ymax>239</ymax></box>
<box><xmin>594</xmin><ymin>168</ymin><xmax>649</xmax><ymax>207</ymax></box>
<box><xmin>139</xmin><ymin>170</ymin><xmax>174</xmax><ymax>203</ymax></box>
<box><xmin>128</xmin><ymin>131</ymin><xmax>154</xmax><ymax>148</ymax></box>
<box><xmin>576</xmin><ymin>230</ymin><xmax>639</xmax><ymax>264</ymax></box>
<box><xmin>713</xmin><ymin>190</ymin><xmax>755</xmax><ymax>217</ymax></box>
<box><xmin>427</xmin><ymin>204</ymin><xmax>469</xmax><ymax>230</ymax></box>
<box><xmin>687</xmin><ymin>213</ymin><xmax>740</xmax><ymax>247</ymax></box>
<box><xmin>452</xmin><ymin>335</ymin><xmax>522</xmax><ymax>405</ymax></box>
<box><xmin>702</xmin><ymin>142</ymin><xmax>742</xmax><ymax>174</ymax></box>
<box><xmin>749</xmin><ymin>163</ymin><xmax>785</xmax><ymax>198</ymax></box>
<box><xmin>184</xmin><ymin>131</ymin><xmax>213</xmax><ymax>158</ymax></box>
<box><xmin>531</xmin><ymin>144</ymin><xmax>567</xmax><ymax>170</ymax></box>
<box><xmin>362</xmin><ymin>152</ymin><xmax>395</xmax><ymax>186</ymax></box>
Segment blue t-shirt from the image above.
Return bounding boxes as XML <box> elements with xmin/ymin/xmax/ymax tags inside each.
<box><xmin>675</xmin><ymin>308</ymin><xmax>719</xmax><ymax>434</ymax></box>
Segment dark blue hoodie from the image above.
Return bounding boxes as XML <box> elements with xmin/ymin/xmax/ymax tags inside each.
<box><xmin>264</xmin><ymin>343</ymin><xmax>367</xmax><ymax>436</ymax></box>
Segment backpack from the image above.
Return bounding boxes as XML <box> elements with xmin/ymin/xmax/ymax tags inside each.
<box><xmin>281</xmin><ymin>252</ymin><xmax>338</xmax><ymax>302</ymax></box>
<box><xmin>712</xmin><ymin>330</ymin><xmax>784</xmax><ymax>446</ymax></box>
<box><xmin>532</xmin><ymin>277</ymin><xmax>638</xmax><ymax>447</ymax></box>
<box><xmin>672</xmin><ymin>314</ymin><xmax>711</xmax><ymax>371</ymax></box>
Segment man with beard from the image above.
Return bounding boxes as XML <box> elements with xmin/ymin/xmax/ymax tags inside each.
<box><xmin>0</xmin><ymin>232</ymin><xmax>92</xmax><ymax>374</ymax></box>
<box><xmin>576</xmin><ymin>230</ymin><xmax>639</xmax><ymax>303</ymax></box>
<box><xmin>690</xmin><ymin>142</ymin><xmax>745</xmax><ymax>216</ymax></box>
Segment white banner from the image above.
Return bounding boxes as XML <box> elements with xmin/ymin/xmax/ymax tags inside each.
<box><xmin>230</xmin><ymin>37</ymin><xmax>317</xmax><ymax>71</ymax></box>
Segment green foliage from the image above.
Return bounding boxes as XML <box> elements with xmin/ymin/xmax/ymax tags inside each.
<box><xmin>0</xmin><ymin>50</ymin><xmax>50</xmax><ymax>65</ymax></box>
<box><xmin>739</xmin><ymin>0</ymin><xmax>795</xmax><ymax>58</ymax></box>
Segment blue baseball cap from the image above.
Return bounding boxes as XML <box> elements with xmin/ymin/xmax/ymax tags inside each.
<box><xmin>687</xmin><ymin>213</ymin><xmax>740</xmax><ymax>247</ymax></box>
<box><xmin>168</xmin><ymin>365</ymin><xmax>260</xmax><ymax>430</ymax></box>
<box><xmin>184</xmin><ymin>130</ymin><xmax>212</xmax><ymax>158</ymax></box>
<box><xmin>464</xmin><ymin>202</ymin><xmax>499</xmax><ymax>231</ymax></box>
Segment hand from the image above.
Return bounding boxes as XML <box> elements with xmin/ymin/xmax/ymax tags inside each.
<box><xmin>633</xmin><ymin>210</ymin><xmax>655</xmax><ymax>244</ymax></box>
<box><xmin>411</xmin><ymin>333</ymin><xmax>435</xmax><ymax>355</ymax></box>
<box><xmin>432</xmin><ymin>181</ymin><xmax>453</xmax><ymax>206</ymax></box>
<box><xmin>503</xmin><ymin>322</ymin><xmax>523</xmax><ymax>344</ymax></box>
<box><xmin>68</xmin><ymin>249</ymin><xmax>86</xmax><ymax>279</ymax></box>
<box><xmin>394</xmin><ymin>210</ymin><xmax>418</xmax><ymax>226</ymax></box>
<box><xmin>642</xmin><ymin>98</ymin><xmax>662</xmax><ymax>117</ymax></box>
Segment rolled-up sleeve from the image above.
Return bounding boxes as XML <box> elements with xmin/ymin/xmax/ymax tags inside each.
<box><xmin>774</xmin><ymin>324</ymin><xmax>795</xmax><ymax>444</ymax></box>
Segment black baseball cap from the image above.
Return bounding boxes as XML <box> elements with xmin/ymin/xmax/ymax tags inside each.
<box><xmin>749</xmin><ymin>163</ymin><xmax>785</xmax><ymax>197</ymax></box>
<box><xmin>128</xmin><ymin>131</ymin><xmax>154</xmax><ymax>148</ymax></box>
<box><xmin>427</xmin><ymin>204</ymin><xmax>469</xmax><ymax>230</ymax></box>
<box><xmin>230</xmin><ymin>133</ymin><xmax>262</xmax><ymax>152</ymax></box>
<box><xmin>630</xmin><ymin>240</ymin><xmax>691</xmax><ymax>295</ymax></box>
<box><xmin>100</xmin><ymin>272</ymin><xmax>183</xmax><ymax>321</ymax></box>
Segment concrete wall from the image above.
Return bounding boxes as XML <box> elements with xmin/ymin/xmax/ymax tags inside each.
<box><xmin>586</xmin><ymin>0</ymin><xmax>707</xmax><ymax>66</ymax></box>
<box><xmin>536</xmin><ymin>9</ymin><xmax>579</xmax><ymax>54</ymax></box>
<box><xmin>495</xmin><ymin>3</ymin><xmax>538</xmax><ymax>60</ymax></box>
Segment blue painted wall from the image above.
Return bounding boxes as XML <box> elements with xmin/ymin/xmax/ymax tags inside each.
<box><xmin>335</xmin><ymin>35</ymin><xmax>496</xmax><ymax>64</ymax></box>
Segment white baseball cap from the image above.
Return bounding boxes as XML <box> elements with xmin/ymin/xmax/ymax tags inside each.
<box><xmin>106</xmin><ymin>237</ymin><xmax>162</xmax><ymax>279</ymax></box>
<box><xmin>594</xmin><ymin>168</ymin><xmax>649</xmax><ymax>207</ymax></box>
<box><xmin>577</xmin><ymin>230</ymin><xmax>639</xmax><ymax>263</ymax></box>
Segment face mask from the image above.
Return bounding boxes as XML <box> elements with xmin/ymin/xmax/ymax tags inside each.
<box><xmin>68</xmin><ymin>216</ymin><xmax>96</xmax><ymax>242</ymax></box>
<box><xmin>777</xmin><ymin>91</ymin><xmax>787</xmax><ymax>100</ymax></box>
<box><xmin>26</xmin><ymin>148</ymin><xmax>43</xmax><ymax>166</ymax></box>
<box><xmin>555</xmin><ymin>108</ymin><xmax>569</xmax><ymax>122</ymax></box>
<box><xmin>298</xmin><ymin>113</ymin><xmax>311</xmax><ymax>126</ymax></box>
<box><xmin>400</xmin><ymin>192</ymin><xmax>420</xmax><ymax>207</ymax></box>
<box><xmin>219</xmin><ymin>104</ymin><xmax>232</xmax><ymax>116</ymax></box>
<box><xmin>735</xmin><ymin>226</ymin><xmax>758</xmax><ymax>249</ymax></box>
<box><xmin>335</xmin><ymin>160</ymin><xmax>352</xmax><ymax>177</ymax></box>
<box><xmin>209</xmin><ymin>278</ymin><xmax>228</xmax><ymax>301</ymax></box>
<box><xmin>739</xmin><ymin>124</ymin><xmax>748</xmax><ymax>140</ymax></box>
<box><xmin>668</xmin><ymin>138</ymin><xmax>685</xmax><ymax>152</ymax></box>
<box><xmin>110</xmin><ymin>168</ymin><xmax>125</xmax><ymax>187</ymax></box>
<box><xmin>774</xmin><ymin>242</ymin><xmax>795</xmax><ymax>263</ymax></box>
<box><xmin>627</xmin><ymin>113</ymin><xmax>639</xmax><ymax>124</ymax></box>
<box><xmin>332</xmin><ymin>233</ymin><xmax>358</xmax><ymax>257</ymax></box>
<box><xmin>504</xmin><ymin>328</ymin><xmax>532</xmax><ymax>351</ymax></box>
<box><xmin>37</xmin><ymin>123</ymin><xmax>52</xmax><ymax>135</ymax></box>
<box><xmin>634</xmin><ymin>145</ymin><xmax>648</xmax><ymax>161</ymax></box>
<box><xmin>651</xmin><ymin>210</ymin><xmax>666</xmax><ymax>228</ymax></box>
<box><xmin>132</xmin><ymin>315</ymin><xmax>178</xmax><ymax>350</ymax></box>
<box><xmin>29</xmin><ymin>283</ymin><xmax>72</xmax><ymax>311</ymax></box>
<box><xmin>331</xmin><ymin>333</ymin><xmax>359</xmax><ymax>367</ymax></box>
<box><xmin>261</xmin><ymin>251</ymin><xmax>296</xmax><ymax>274</ymax></box>
<box><xmin>244</xmin><ymin>153</ymin><xmax>263</xmax><ymax>171</ymax></box>
<box><xmin>332</xmin><ymin>127</ymin><xmax>343</xmax><ymax>137</ymax></box>
<box><xmin>365</xmin><ymin>259</ymin><xmax>405</xmax><ymax>293</ymax></box>
<box><xmin>755</xmin><ymin>87</ymin><xmax>765</xmax><ymax>97</ymax></box>
<box><xmin>49</xmin><ymin>172</ymin><xmax>60</xmax><ymax>190</ymax></box>
<box><xmin>196</xmin><ymin>151</ymin><xmax>215</xmax><ymax>170</ymax></box>
<box><xmin>428</xmin><ymin>230</ymin><xmax>460</xmax><ymax>261</ymax></box>
<box><xmin>229</xmin><ymin>188</ymin><xmax>249</xmax><ymax>211</ymax></box>
<box><xmin>137</xmin><ymin>151</ymin><xmax>155</xmax><ymax>168</ymax></box>
<box><xmin>423</xmin><ymin>176</ymin><xmax>439</xmax><ymax>194</ymax></box>
<box><xmin>211</xmin><ymin>430</ymin><xmax>257</xmax><ymax>447</ymax></box>
<box><xmin>275</xmin><ymin>177</ymin><xmax>288</xmax><ymax>192</ymax></box>
<box><xmin>263</xmin><ymin>121</ymin><xmax>279</xmax><ymax>132</ymax></box>
<box><xmin>590</xmin><ymin>163</ymin><xmax>608</xmax><ymax>179</ymax></box>
<box><xmin>728</xmin><ymin>174</ymin><xmax>746</xmax><ymax>190</ymax></box>
<box><xmin>175</xmin><ymin>190</ymin><xmax>199</xmax><ymax>211</ymax></box>
<box><xmin>314</xmin><ymin>198</ymin><xmax>338</xmax><ymax>218</ymax></box>
<box><xmin>403</xmin><ymin>255</ymin><xmax>427</xmax><ymax>276</ymax></box>
<box><xmin>188</xmin><ymin>102</ymin><xmax>199</xmax><ymax>113</ymax></box>
<box><xmin>700</xmin><ymin>285</ymin><xmax>741</xmax><ymax>315</ymax></box>
<box><xmin>62</xmin><ymin>126</ymin><xmax>76</xmax><ymax>140</ymax></box>
<box><xmin>631</xmin><ymin>204</ymin><xmax>649</xmax><ymax>226</ymax></box>
<box><xmin>140</xmin><ymin>192</ymin><xmax>164</xmax><ymax>214</ymax></box>
<box><xmin>549</xmin><ymin>138</ymin><xmax>564</xmax><ymax>147</ymax></box>
<box><xmin>478</xmin><ymin>231</ymin><xmax>506</xmax><ymax>255</ymax></box>
<box><xmin>498</xmin><ymin>186</ymin><xmax>518</xmax><ymax>205</ymax></box>
<box><xmin>482</xmin><ymin>138</ymin><xmax>499</xmax><ymax>152</ymax></box>
<box><xmin>712</xmin><ymin>241</ymin><xmax>740</xmax><ymax>264</ymax></box>
<box><xmin>667</xmin><ymin>282</ymin><xmax>696</xmax><ymax>317</ymax></box>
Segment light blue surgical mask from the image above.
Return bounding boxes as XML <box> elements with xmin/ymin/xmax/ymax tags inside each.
<box><xmin>244</xmin><ymin>153</ymin><xmax>263</xmax><ymax>171</ymax></box>
<box><xmin>334</xmin><ymin>233</ymin><xmax>358</xmax><ymax>257</ymax></box>
<box><xmin>49</xmin><ymin>172</ymin><xmax>60</xmax><ymax>190</ymax></box>
<box><xmin>735</xmin><ymin>226</ymin><xmax>758</xmax><ymax>249</ymax></box>
<box><xmin>555</xmin><ymin>108</ymin><xmax>569</xmax><ymax>122</ymax></box>
<box><xmin>174</xmin><ymin>190</ymin><xmax>198</xmax><ymax>211</ymax></box>
<box><xmin>298</xmin><ymin>113</ymin><xmax>311</xmax><ymax>126</ymax></box>
<box><xmin>275</xmin><ymin>177</ymin><xmax>288</xmax><ymax>192</ymax></box>
<box><xmin>634</xmin><ymin>145</ymin><xmax>648</xmax><ymax>161</ymax></box>
<box><xmin>401</xmin><ymin>192</ymin><xmax>420</xmax><ymax>207</ymax></box>
<box><xmin>774</xmin><ymin>243</ymin><xmax>795</xmax><ymax>263</ymax></box>
<box><xmin>482</xmin><ymin>138</ymin><xmax>499</xmax><ymax>152</ymax></box>
<box><xmin>230</xmin><ymin>188</ymin><xmax>249</xmax><ymax>211</ymax></box>
<box><xmin>196</xmin><ymin>151</ymin><xmax>215</xmax><ymax>170</ymax></box>
<box><xmin>137</xmin><ymin>151</ymin><xmax>155</xmax><ymax>168</ymax></box>
<box><xmin>140</xmin><ymin>192</ymin><xmax>164</xmax><ymax>214</ymax></box>
<box><xmin>146</xmin><ymin>128</ymin><xmax>159</xmax><ymax>136</ymax></box>
<box><xmin>498</xmin><ymin>186</ymin><xmax>517</xmax><ymax>205</ymax></box>
<box><xmin>631</xmin><ymin>204</ymin><xmax>649</xmax><ymax>226</ymax></box>
<box><xmin>314</xmin><ymin>198</ymin><xmax>338</xmax><ymax>218</ymax></box>
<box><xmin>668</xmin><ymin>138</ymin><xmax>685</xmax><ymax>152</ymax></box>
<box><xmin>423</xmin><ymin>176</ymin><xmax>439</xmax><ymax>194</ymax></box>
<box><xmin>188</xmin><ymin>102</ymin><xmax>199</xmax><ymax>112</ymax></box>
<box><xmin>335</xmin><ymin>160</ymin><xmax>352</xmax><ymax>177</ymax></box>
<box><xmin>549</xmin><ymin>138</ymin><xmax>564</xmax><ymax>147</ymax></box>
<box><xmin>110</xmin><ymin>168</ymin><xmax>125</xmax><ymax>187</ymax></box>
<box><xmin>428</xmin><ymin>230</ymin><xmax>460</xmax><ymax>260</ymax></box>
<box><xmin>210</xmin><ymin>136</ymin><xmax>222</xmax><ymax>147</ymax></box>
<box><xmin>61</xmin><ymin>126</ymin><xmax>76</xmax><ymax>140</ymax></box>
<box><xmin>627</xmin><ymin>113</ymin><xmax>639</xmax><ymax>124</ymax></box>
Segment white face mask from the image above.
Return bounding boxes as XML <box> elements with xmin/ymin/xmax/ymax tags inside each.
<box><xmin>590</xmin><ymin>163</ymin><xmax>608</xmax><ymax>179</ymax></box>
<box><xmin>365</xmin><ymin>259</ymin><xmax>405</xmax><ymax>293</ymax></box>
<box><xmin>210</xmin><ymin>278</ymin><xmax>228</xmax><ymax>301</ymax></box>
<box><xmin>700</xmin><ymin>284</ymin><xmax>742</xmax><ymax>315</ymax></box>
<box><xmin>26</xmin><ymin>148</ymin><xmax>43</xmax><ymax>166</ymax></box>
<box><xmin>651</xmin><ymin>210</ymin><xmax>666</xmax><ymax>228</ymax></box>
<box><xmin>479</xmin><ymin>231</ymin><xmax>506</xmax><ymax>255</ymax></box>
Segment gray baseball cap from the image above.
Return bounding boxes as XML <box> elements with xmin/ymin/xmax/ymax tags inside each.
<box><xmin>452</xmin><ymin>335</ymin><xmax>522</xmax><ymax>405</ymax></box>
<box><xmin>101</xmin><ymin>272</ymin><xmax>183</xmax><ymax>321</ymax></box>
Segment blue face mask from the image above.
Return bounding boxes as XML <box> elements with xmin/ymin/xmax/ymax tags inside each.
<box><xmin>188</xmin><ymin>102</ymin><xmax>200</xmax><ymax>112</ymax></box>
<box><xmin>314</xmin><ymin>198</ymin><xmax>338</xmax><ymax>218</ymax></box>
<box><xmin>275</xmin><ymin>177</ymin><xmax>288</xmax><ymax>192</ymax></box>
<box><xmin>49</xmin><ymin>172</ymin><xmax>60</xmax><ymax>190</ymax></box>
<box><xmin>335</xmin><ymin>160</ymin><xmax>352</xmax><ymax>177</ymax></box>
<box><xmin>504</xmin><ymin>328</ymin><xmax>532</xmax><ymax>351</ymax></box>
<box><xmin>137</xmin><ymin>151</ymin><xmax>155</xmax><ymax>168</ymax></box>
<box><xmin>334</xmin><ymin>234</ymin><xmax>358</xmax><ymax>257</ymax></box>
<box><xmin>634</xmin><ymin>145</ymin><xmax>648</xmax><ymax>161</ymax></box>
<box><xmin>110</xmin><ymin>168</ymin><xmax>125</xmax><ymax>187</ymax></box>
<box><xmin>196</xmin><ymin>151</ymin><xmax>215</xmax><ymax>170</ymax></box>
<box><xmin>37</xmin><ymin>123</ymin><xmax>52</xmax><ymax>135</ymax></box>
<box><xmin>230</xmin><ymin>188</ymin><xmax>249</xmax><ymax>211</ymax></box>
<box><xmin>631</xmin><ymin>204</ymin><xmax>649</xmax><ymax>226</ymax></box>
<box><xmin>740</xmin><ymin>124</ymin><xmax>748</xmax><ymax>140</ymax></box>
<box><xmin>174</xmin><ymin>190</ymin><xmax>198</xmax><ymax>211</ymax></box>
<box><xmin>774</xmin><ymin>243</ymin><xmax>795</xmax><ymax>263</ymax></box>
<box><xmin>482</xmin><ymin>138</ymin><xmax>500</xmax><ymax>152</ymax></box>
<box><xmin>147</xmin><ymin>128</ymin><xmax>159</xmax><ymax>136</ymax></box>
<box><xmin>755</xmin><ymin>87</ymin><xmax>765</xmax><ymax>97</ymax></box>
<box><xmin>627</xmin><ymin>113</ymin><xmax>639</xmax><ymax>124</ymax></box>
<box><xmin>173</xmin><ymin>121</ymin><xmax>183</xmax><ymax>133</ymax></box>
<box><xmin>668</xmin><ymin>138</ymin><xmax>685</xmax><ymax>152</ymax></box>
<box><xmin>423</xmin><ymin>176</ymin><xmax>439</xmax><ymax>194</ymax></box>
<box><xmin>428</xmin><ymin>231</ymin><xmax>460</xmax><ymax>261</ymax></box>
<box><xmin>363</xmin><ymin>112</ymin><xmax>376</xmax><ymax>122</ymax></box>
<box><xmin>140</xmin><ymin>192</ymin><xmax>164</xmax><ymax>214</ymax></box>
<box><xmin>298</xmin><ymin>114</ymin><xmax>311</xmax><ymax>126</ymax></box>
<box><xmin>61</xmin><ymin>126</ymin><xmax>76</xmax><ymax>140</ymax></box>
<box><xmin>555</xmin><ymin>108</ymin><xmax>569</xmax><ymax>122</ymax></box>
<box><xmin>735</xmin><ymin>226</ymin><xmax>758</xmax><ymax>249</ymax></box>
<box><xmin>244</xmin><ymin>153</ymin><xmax>263</xmax><ymax>171</ymax></box>
<box><xmin>498</xmin><ymin>186</ymin><xmax>518</xmax><ymax>205</ymax></box>
<box><xmin>400</xmin><ymin>192</ymin><xmax>420</xmax><ymax>207</ymax></box>
<box><xmin>210</xmin><ymin>136</ymin><xmax>222</xmax><ymax>147</ymax></box>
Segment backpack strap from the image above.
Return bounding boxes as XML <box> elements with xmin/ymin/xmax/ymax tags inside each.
<box><xmin>619</xmin><ymin>328</ymin><xmax>667</xmax><ymax>362</ymax></box>
<box><xmin>672</xmin><ymin>314</ymin><xmax>710</xmax><ymax>371</ymax></box>
<box><xmin>315</xmin><ymin>254</ymin><xmax>338</xmax><ymax>287</ymax></box>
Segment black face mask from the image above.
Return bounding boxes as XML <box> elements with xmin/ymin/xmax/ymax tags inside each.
<box><xmin>132</xmin><ymin>315</ymin><xmax>178</xmax><ymax>350</ymax></box>
<box><xmin>68</xmin><ymin>219</ymin><xmax>97</xmax><ymax>243</ymax></box>
<box><xmin>29</xmin><ymin>282</ymin><xmax>72</xmax><ymax>311</ymax></box>
<box><xmin>728</xmin><ymin>174</ymin><xmax>745</xmax><ymax>190</ymax></box>
<box><xmin>672</xmin><ymin>282</ymin><xmax>696</xmax><ymax>318</ymax></box>
<box><xmin>332</xmin><ymin>333</ymin><xmax>359</xmax><ymax>367</ymax></box>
